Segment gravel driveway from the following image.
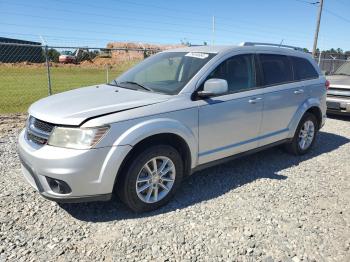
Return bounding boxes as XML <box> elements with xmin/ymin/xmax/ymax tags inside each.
<box><xmin>0</xmin><ymin>116</ymin><xmax>349</xmax><ymax>262</ymax></box>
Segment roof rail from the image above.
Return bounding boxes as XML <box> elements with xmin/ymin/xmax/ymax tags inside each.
<box><xmin>239</xmin><ymin>42</ymin><xmax>304</xmax><ymax>51</ymax></box>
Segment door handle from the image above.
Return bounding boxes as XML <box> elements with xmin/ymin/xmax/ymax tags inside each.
<box><xmin>248</xmin><ymin>97</ymin><xmax>263</xmax><ymax>104</ymax></box>
<box><xmin>294</xmin><ymin>89</ymin><xmax>304</xmax><ymax>95</ymax></box>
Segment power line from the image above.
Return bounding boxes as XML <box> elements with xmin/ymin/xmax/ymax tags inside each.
<box><xmin>50</xmin><ymin>0</ymin><xmax>210</xmax><ymax>24</ymax></box>
<box><xmin>333</xmin><ymin>0</ymin><xmax>348</xmax><ymax>6</ymax></box>
<box><xmin>1</xmin><ymin>0</ymin><xmax>348</xmax><ymax>48</ymax></box>
<box><xmin>289</xmin><ymin>0</ymin><xmax>350</xmax><ymax>24</ymax></box>
<box><xmin>0</xmin><ymin>1</ymin><xmax>207</xmax><ymax>28</ymax></box>
<box><xmin>0</xmin><ymin>0</ymin><xmax>319</xmax><ymax>40</ymax></box>
<box><xmin>0</xmin><ymin>12</ymin><xmax>211</xmax><ymax>37</ymax></box>
<box><xmin>0</xmin><ymin>31</ymin><xmax>198</xmax><ymax>47</ymax></box>
<box><xmin>0</xmin><ymin>16</ymin><xmax>316</xmax><ymax>47</ymax></box>
<box><xmin>0</xmin><ymin>22</ymin><xmax>208</xmax><ymax>43</ymax></box>
<box><xmin>323</xmin><ymin>8</ymin><xmax>350</xmax><ymax>24</ymax></box>
<box><xmin>290</xmin><ymin>0</ymin><xmax>319</xmax><ymax>5</ymax></box>
<box><xmin>53</xmin><ymin>0</ymin><xmax>318</xmax><ymax>39</ymax></box>
<box><xmin>2</xmin><ymin>23</ymin><xmax>309</xmax><ymax>47</ymax></box>
<box><xmin>0</xmin><ymin>9</ymin><xmax>320</xmax><ymax>44</ymax></box>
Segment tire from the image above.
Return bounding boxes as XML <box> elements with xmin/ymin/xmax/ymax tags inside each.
<box><xmin>285</xmin><ymin>112</ymin><xmax>318</xmax><ymax>155</ymax></box>
<box><xmin>117</xmin><ymin>145</ymin><xmax>183</xmax><ymax>212</ymax></box>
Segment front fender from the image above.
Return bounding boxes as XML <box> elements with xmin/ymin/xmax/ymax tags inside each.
<box><xmin>113</xmin><ymin>118</ymin><xmax>198</xmax><ymax>168</ymax></box>
<box><xmin>287</xmin><ymin>98</ymin><xmax>322</xmax><ymax>137</ymax></box>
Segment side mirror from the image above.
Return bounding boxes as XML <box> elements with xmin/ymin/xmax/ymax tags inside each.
<box><xmin>323</xmin><ymin>70</ymin><xmax>330</xmax><ymax>76</ymax></box>
<box><xmin>197</xmin><ymin>78</ymin><xmax>228</xmax><ymax>98</ymax></box>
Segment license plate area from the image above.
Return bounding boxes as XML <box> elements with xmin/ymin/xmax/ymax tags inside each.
<box><xmin>327</xmin><ymin>101</ymin><xmax>340</xmax><ymax>110</ymax></box>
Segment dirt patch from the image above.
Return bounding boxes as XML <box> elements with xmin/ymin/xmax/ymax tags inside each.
<box><xmin>0</xmin><ymin>114</ymin><xmax>27</xmax><ymax>137</ymax></box>
<box><xmin>106</xmin><ymin>42</ymin><xmax>184</xmax><ymax>62</ymax></box>
<box><xmin>106</xmin><ymin>41</ymin><xmax>183</xmax><ymax>51</ymax></box>
<box><xmin>0</xmin><ymin>42</ymin><xmax>185</xmax><ymax>69</ymax></box>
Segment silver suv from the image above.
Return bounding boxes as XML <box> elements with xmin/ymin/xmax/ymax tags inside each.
<box><xmin>18</xmin><ymin>42</ymin><xmax>327</xmax><ymax>212</ymax></box>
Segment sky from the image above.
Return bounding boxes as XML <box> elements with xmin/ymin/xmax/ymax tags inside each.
<box><xmin>0</xmin><ymin>0</ymin><xmax>349</xmax><ymax>51</ymax></box>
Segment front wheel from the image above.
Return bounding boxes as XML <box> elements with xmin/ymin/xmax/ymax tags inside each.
<box><xmin>117</xmin><ymin>145</ymin><xmax>183</xmax><ymax>212</ymax></box>
<box><xmin>285</xmin><ymin>112</ymin><xmax>318</xmax><ymax>155</ymax></box>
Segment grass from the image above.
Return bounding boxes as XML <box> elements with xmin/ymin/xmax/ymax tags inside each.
<box><xmin>0</xmin><ymin>60</ymin><xmax>139</xmax><ymax>113</ymax></box>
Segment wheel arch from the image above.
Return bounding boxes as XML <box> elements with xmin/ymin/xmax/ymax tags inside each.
<box><xmin>288</xmin><ymin>98</ymin><xmax>323</xmax><ymax>137</ymax></box>
<box><xmin>113</xmin><ymin>118</ymin><xmax>197</xmax><ymax>162</ymax></box>
<box><xmin>112</xmin><ymin>118</ymin><xmax>197</xmax><ymax>188</ymax></box>
<box><xmin>114</xmin><ymin>132</ymin><xmax>193</xmax><ymax>190</ymax></box>
<box><xmin>305</xmin><ymin>106</ymin><xmax>322</xmax><ymax>130</ymax></box>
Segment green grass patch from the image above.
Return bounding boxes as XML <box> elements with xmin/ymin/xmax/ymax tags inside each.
<box><xmin>0</xmin><ymin>61</ymin><xmax>139</xmax><ymax>113</ymax></box>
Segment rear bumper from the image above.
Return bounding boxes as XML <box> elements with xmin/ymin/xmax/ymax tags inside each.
<box><xmin>18</xmin><ymin>129</ymin><xmax>132</xmax><ymax>203</ymax></box>
<box><xmin>326</xmin><ymin>96</ymin><xmax>350</xmax><ymax>115</ymax></box>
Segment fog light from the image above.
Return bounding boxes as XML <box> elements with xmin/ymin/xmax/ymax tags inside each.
<box><xmin>46</xmin><ymin>177</ymin><xmax>71</xmax><ymax>194</ymax></box>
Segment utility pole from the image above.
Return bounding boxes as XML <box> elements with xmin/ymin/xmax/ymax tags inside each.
<box><xmin>212</xmin><ymin>15</ymin><xmax>215</xmax><ymax>46</ymax></box>
<box><xmin>312</xmin><ymin>0</ymin><xmax>324</xmax><ymax>57</ymax></box>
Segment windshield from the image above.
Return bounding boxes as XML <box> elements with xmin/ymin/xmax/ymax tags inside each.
<box><xmin>114</xmin><ymin>52</ymin><xmax>216</xmax><ymax>95</ymax></box>
<box><xmin>334</xmin><ymin>61</ymin><xmax>350</xmax><ymax>76</ymax></box>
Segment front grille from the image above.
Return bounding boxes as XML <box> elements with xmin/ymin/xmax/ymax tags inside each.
<box><xmin>26</xmin><ymin>116</ymin><xmax>55</xmax><ymax>145</ymax></box>
<box><xmin>33</xmin><ymin>118</ymin><xmax>54</xmax><ymax>133</ymax></box>
<box><xmin>26</xmin><ymin>131</ymin><xmax>47</xmax><ymax>145</ymax></box>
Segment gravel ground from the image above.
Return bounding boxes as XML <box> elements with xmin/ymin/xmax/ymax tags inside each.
<box><xmin>0</xmin><ymin>115</ymin><xmax>349</xmax><ymax>262</ymax></box>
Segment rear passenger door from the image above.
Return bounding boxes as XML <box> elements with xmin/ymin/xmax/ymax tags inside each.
<box><xmin>257</xmin><ymin>54</ymin><xmax>308</xmax><ymax>146</ymax></box>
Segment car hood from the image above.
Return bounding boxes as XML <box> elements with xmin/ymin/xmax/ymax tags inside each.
<box><xmin>29</xmin><ymin>84</ymin><xmax>170</xmax><ymax>126</ymax></box>
<box><xmin>326</xmin><ymin>75</ymin><xmax>350</xmax><ymax>89</ymax></box>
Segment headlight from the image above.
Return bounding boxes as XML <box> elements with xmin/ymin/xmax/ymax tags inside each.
<box><xmin>48</xmin><ymin>126</ymin><xmax>109</xmax><ymax>149</ymax></box>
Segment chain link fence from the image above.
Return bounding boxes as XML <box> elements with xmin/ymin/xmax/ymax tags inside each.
<box><xmin>315</xmin><ymin>52</ymin><xmax>349</xmax><ymax>75</ymax></box>
<box><xmin>1</xmin><ymin>41</ymin><xmax>349</xmax><ymax>114</ymax></box>
<box><xmin>0</xmin><ymin>42</ymin><xmax>160</xmax><ymax>114</ymax></box>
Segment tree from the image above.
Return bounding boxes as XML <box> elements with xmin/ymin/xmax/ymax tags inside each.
<box><xmin>46</xmin><ymin>48</ymin><xmax>60</xmax><ymax>62</ymax></box>
<box><xmin>336</xmin><ymin>48</ymin><xmax>343</xmax><ymax>54</ymax></box>
<box><xmin>180</xmin><ymin>38</ymin><xmax>191</xmax><ymax>46</ymax></box>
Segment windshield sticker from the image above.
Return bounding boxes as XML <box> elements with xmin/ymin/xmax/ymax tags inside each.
<box><xmin>185</xmin><ymin>52</ymin><xmax>209</xmax><ymax>59</ymax></box>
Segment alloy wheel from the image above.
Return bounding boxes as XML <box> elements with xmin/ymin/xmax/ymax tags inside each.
<box><xmin>136</xmin><ymin>156</ymin><xmax>176</xmax><ymax>203</ymax></box>
<box><xmin>298</xmin><ymin>120</ymin><xmax>315</xmax><ymax>150</ymax></box>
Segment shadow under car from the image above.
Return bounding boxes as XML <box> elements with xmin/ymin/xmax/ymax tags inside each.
<box><xmin>59</xmin><ymin>130</ymin><xmax>349</xmax><ymax>221</ymax></box>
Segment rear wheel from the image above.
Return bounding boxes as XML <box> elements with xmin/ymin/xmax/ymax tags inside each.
<box><xmin>117</xmin><ymin>145</ymin><xmax>183</xmax><ymax>212</ymax></box>
<box><xmin>285</xmin><ymin>112</ymin><xmax>318</xmax><ymax>155</ymax></box>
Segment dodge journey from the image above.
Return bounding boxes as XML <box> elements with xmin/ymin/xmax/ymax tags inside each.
<box><xmin>18</xmin><ymin>42</ymin><xmax>327</xmax><ymax>212</ymax></box>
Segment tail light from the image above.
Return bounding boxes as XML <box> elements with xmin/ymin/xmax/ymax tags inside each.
<box><xmin>325</xmin><ymin>80</ymin><xmax>330</xmax><ymax>90</ymax></box>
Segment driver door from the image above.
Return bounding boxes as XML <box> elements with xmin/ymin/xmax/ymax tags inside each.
<box><xmin>197</xmin><ymin>54</ymin><xmax>264</xmax><ymax>165</ymax></box>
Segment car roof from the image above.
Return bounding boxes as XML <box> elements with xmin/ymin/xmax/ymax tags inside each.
<box><xmin>163</xmin><ymin>45</ymin><xmax>235</xmax><ymax>54</ymax></box>
<box><xmin>163</xmin><ymin>44</ymin><xmax>310</xmax><ymax>58</ymax></box>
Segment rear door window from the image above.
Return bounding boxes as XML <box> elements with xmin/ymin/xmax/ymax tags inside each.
<box><xmin>291</xmin><ymin>56</ymin><xmax>319</xmax><ymax>80</ymax></box>
<box><xmin>259</xmin><ymin>54</ymin><xmax>293</xmax><ymax>86</ymax></box>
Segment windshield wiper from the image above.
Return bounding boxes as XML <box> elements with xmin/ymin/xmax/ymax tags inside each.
<box><xmin>106</xmin><ymin>80</ymin><xmax>139</xmax><ymax>91</ymax></box>
<box><xmin>106</xmin><ymin>79</ymin><xmax>119</xmax><ymax>87</ymax></box>
<box><xmin>118</xmin><ymin>81</ymin><xmax>153</xmax><ymax>91</ymax></box>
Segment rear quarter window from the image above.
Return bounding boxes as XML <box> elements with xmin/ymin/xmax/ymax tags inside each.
<box><xmin>259</xmin><ymin>54</ymin><xmax>293</xmax><ymax>86</ymax></box>
<box><xmin>291</xmin><ymin>56</ymin><xmax>319</xmax><ymax>80</ymax></box>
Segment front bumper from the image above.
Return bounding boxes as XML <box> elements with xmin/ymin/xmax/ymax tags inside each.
<box><xmin>18</xmin><ymin>129</ymin><xmax>132</xmax><ymax>202</ymax></box>
<box><xmin>326</xmin><ymin>96</ymin><xmax>350</xmax><ymax>115</ymax></box>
